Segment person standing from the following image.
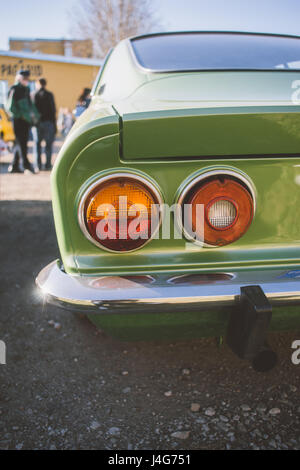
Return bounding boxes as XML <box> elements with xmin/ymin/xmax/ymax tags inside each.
<box><xmin>73</xmin><ymin>88</ymin><xmax>91</xmax><ymax>118</ymax></box>
<box><xmin>6</xmin><ymin>69</ymin><xmax>39</xmax><ymax>174</ymax></box>
<box><xmin>33</xmin><ymin>78</ymin><xmax>57</xmax><ymax>171</ymax></box>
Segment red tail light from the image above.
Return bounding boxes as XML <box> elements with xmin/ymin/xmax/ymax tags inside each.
<box><xmin>181</xmin><ymin>173</ymin><xmax>254</xmax><ymax>246</ymax></box>
<box><xmin>79</xmin><ymin>174</ymin><xmax>162</xmax><ymax>252</ymax></box>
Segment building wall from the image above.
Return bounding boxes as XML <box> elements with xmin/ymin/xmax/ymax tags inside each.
<box><xmin>9</xmin><ymin>39</ymin><xmax>93</xmax><ymax>58</ymax></box>
<box><xmin>10</xmin><ymin>39</ymin><xmax>65</xmax><ymax>55</ymax></box>
<box><xmin>0</xmin><ymin>54</ymin><xmax>100</xmax><ymax>112</ymax></box>
<box><xmin>69</xmin><ymin>40</ymin><xmax>93</xmax><ymax>58</ymax></box>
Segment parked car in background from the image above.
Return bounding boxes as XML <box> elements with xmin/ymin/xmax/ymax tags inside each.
<box><xmin>0</xmin><ymin>106</ymin><xmax>14</xmax><ymax>145</ymax></box>
<box><xmin>37</xmin><ymin>32</ymin><xmax>300</xmax><ymax>370</ymax></box>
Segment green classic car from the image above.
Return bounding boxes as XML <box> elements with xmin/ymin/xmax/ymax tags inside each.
<box><xmin>37</xmin><ymin>31</ymin><xmax>300</xmax><ymax>370</ymax></box>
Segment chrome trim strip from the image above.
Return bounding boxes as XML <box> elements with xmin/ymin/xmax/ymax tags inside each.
<box><xmin>36</xmin><ymin>260</ymin><xmax>300</xmax><ymax>315</ymax></box>
<box><xmin>77</xmin><ymin>171</ymin><xmax>164</xmax><ymax>253</ymax></box>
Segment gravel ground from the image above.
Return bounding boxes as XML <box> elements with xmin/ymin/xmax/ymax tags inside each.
<box><xmin>0</xmin><ymin>142</ymin><xmax>300</xmax><ymax>450</ymax></box>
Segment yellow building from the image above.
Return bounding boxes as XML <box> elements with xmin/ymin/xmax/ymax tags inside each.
<box><xmin>9</xmin><ymin>38</ymin><xmax>93</xmax><ymax>58</ymax></box>
<box><xmin>0</xmin><ymin>50</ymin><xmax>102</xmax><ymax>112</ymax></box>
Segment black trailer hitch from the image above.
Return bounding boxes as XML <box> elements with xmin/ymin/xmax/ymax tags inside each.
<box><xmin>227</xmin><ymin>285</ymin><xmax>278</xmax><ymax>372</ymax></box>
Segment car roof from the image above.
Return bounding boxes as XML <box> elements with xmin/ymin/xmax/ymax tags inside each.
<box><xmin>94</xmin><ymin>30</ymin><xmax>300</xmax><ymax>101</ymax></box>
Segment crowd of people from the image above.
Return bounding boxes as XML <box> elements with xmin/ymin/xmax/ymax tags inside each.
<box><xmin>4</xmin><ymin>69</ymin><xmax>91</xmax><ymax>174</ymax></box>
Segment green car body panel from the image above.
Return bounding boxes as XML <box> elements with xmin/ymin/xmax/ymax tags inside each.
<box><xmin>49</xmin><ymin>32</ymin><xmax>300</xmax><ymax>339</ymax></box>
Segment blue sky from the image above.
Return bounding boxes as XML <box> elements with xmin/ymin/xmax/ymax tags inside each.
<box><xmin>1</xmin><ymin>0</ymin><xmax>300</xmax><ymax>50</ymax></box>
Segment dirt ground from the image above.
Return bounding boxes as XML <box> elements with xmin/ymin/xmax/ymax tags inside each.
<box><xmin>0</xmin><ymin>141</ymin><xmax>300</xmax><ymax>450</ymax></box>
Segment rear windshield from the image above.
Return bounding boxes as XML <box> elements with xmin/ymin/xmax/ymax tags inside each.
<box><xmin>130</xmin><ymin>33</ymin><xmax>300</xmax><ymax>72</ymax></box>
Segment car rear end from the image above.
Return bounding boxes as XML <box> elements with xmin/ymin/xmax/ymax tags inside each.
<box><xmin>37</xmin><ymin>32</ymin><xmax>300</xmax><ymax>355</ymax></box>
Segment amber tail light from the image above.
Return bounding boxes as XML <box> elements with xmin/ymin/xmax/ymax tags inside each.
<box><xmin>79</xmin><ymin>174</ymin><xmax>162</xmax><ymax>252</ymax></box>
<box><xmin>182</xmin><ymin>174</ymin><xmax>254</xmax><ymax>247</ymax></box>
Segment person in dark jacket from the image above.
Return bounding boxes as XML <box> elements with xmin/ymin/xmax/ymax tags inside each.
<box><xmin>33</xmin><ymin>78</ymin><xmax>57</xmax><ymax>170</ymax></box>
<box><xmin>6</xmin><ymin>69</ymin><xmax>40</xmax><ymax>173</ymax></box>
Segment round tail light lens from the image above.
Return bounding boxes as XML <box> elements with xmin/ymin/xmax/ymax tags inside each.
<box><xmin>207</xmin><ymin>198</ymin><xmax>237</xmax><ymax>230</ymax></box>
<box><xmin>182</xmin><ymin>174</ymin><xmax>254</xmax><ymax>246</ymax></box>
<box><xmin>79</xmin><ymin>174</ymin><xmax>162</xmax><ymax>252</ymax></box>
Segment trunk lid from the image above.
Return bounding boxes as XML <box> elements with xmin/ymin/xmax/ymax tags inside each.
<box><xmin>114</xmin><ymin>71</ymin><xmax>300</xmax><ymax>160</ymax></box>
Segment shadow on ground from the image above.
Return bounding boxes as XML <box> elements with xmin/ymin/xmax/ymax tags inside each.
<box><xmin>0</xmin><ymin>201</ymin><xmax>299</xmax><ymax>450</ymax></box>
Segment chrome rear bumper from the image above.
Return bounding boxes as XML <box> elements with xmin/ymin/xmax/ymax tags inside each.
<box><xmin>36</xmin><ymin>260</ymin><xmax>300</xmax><ymax>315</ymax></box>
